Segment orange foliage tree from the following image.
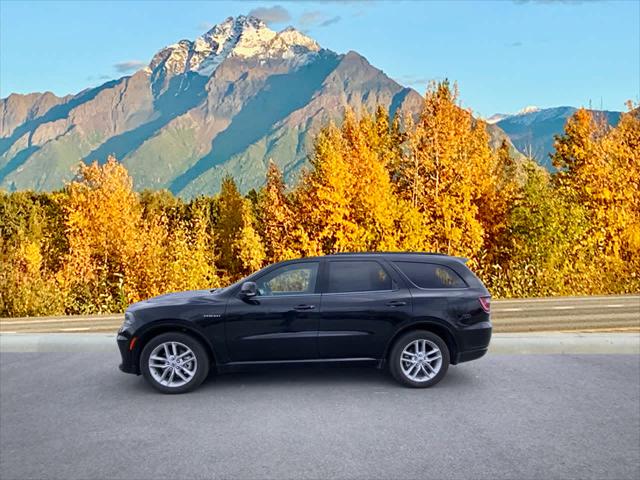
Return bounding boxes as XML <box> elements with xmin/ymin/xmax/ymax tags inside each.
<box><xmin>1</xmin><ymin>85</ymin><xmax>638</xmax><ymax>317</ymax></box>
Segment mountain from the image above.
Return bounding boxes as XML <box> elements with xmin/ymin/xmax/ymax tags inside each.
<box><xmin>486</xmin><ymin>106</ymin><xmax>542</xmax><ymax>125</ymax></box>
<box><xmin>493</xmin><ymin>106</ymin><xmax>622</xmax><ymax>169</ymax></box>
<box><xmin>0</xmin><ymin>15</ymin><xmax>516</xmax><ymax>197</ymax></box>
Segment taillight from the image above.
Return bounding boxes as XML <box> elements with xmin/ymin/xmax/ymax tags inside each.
<box><xmin>479</xmin><ymin>296</ymin><xmax>491</xmax><ymax>313</ymax></box>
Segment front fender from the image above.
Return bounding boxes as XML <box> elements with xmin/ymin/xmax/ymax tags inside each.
<box><xmin>131</xmin><ymin>319</ymin><xmax>221</xmax><ymax>373</ymax></box>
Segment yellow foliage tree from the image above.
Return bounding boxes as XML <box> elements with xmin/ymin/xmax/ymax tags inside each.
<box><xmin>607</xmin><ymin>106</ymin><xmax>640</xmax><ymax>273</ymax></box>
<box><xmin>258</xmin><ymin>161</ymin><xmax>314</xmax><ymax>262</ymax></box>
<box><xmin>3</xmin><ymin>90</ymin><xmax>639</xmax><ymax>316</ymax></box>
<box><xmin>61</xmin><ymin>157</ymin><xmax>142</xmax><ymax>312</ymax></box>
<box><xmin>400</xmin><ymin>81</ymin><xmax>496</xmax><ymax>259</ymax></box>
<box><xmin>60</xmin><ymin>157</ymin><xmax>222</xmax><ymax>313</ymax></box>
<box><xmin>217</xmin><ymin>176</ymin><xmax>265</xmax><ymax>278</ymax></box>
<box><xmin>294</xmin><ymin>109</ymin><xmax>426</xmax><ymax>254</ymax></box>
<box><xmin>552</xmin><ymin>105</ymin><xmax>640</xmax><ymax>291</ymax></box>
<box><xmin>165</xmin><ymin>207</ymin><xmax>221</xmax><ymax>292</ymax></box>
<box><xmin>0</xmin><ymin>238</ymin><xmax>64</xmax><ymax>316</ymax></box>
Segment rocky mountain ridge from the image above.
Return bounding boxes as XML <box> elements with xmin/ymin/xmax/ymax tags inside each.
<box><xmin>0</xmin><ymin>15</ymin><xmax>517</xmax><ymax>197</ymax></box>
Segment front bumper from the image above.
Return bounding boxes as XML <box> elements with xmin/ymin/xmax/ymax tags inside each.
<box><xmin>453</xmin><ymin>320</ymin><xmax>492</xmax><ymax>364</ymax></box>
<box><xmin>117</xmin><ymin>333</ymin><xmax>139</xmax><ymax>375</ymax></box>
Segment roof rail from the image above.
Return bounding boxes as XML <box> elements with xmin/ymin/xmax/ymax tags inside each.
<box><xmin>332</xmin><ymin>251</ymin><xmax>449</xmax><ymax>256</ymax></box>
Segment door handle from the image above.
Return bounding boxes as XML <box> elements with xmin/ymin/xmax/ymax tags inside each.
<box><xmin>386</xmin><ymin>301</ymin><xmax>407</xmax><ymax>307</ymax></box>
<box><xmin>294</xmin><ymin>304</ymin><xmax>316</xmax><ymax>311</ymax></box>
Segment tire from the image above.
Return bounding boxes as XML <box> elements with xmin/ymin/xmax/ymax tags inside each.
<box><xmin>140</xmin><ymin>332</ymin><xmax>210</xmax><ymax>394</ymax></box>
<box><xmin>389</xmin><ymin>330</ymin><xmax>450</xmax><ymax>388</ymax></box>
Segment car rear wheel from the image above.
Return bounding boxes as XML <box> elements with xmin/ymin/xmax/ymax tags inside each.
<box><xmin>140</xmin><ymin>332</ymin><xmax>210</xmax><ymax>394</ymax></box>
<box><xmin>389</xmin><ymin>330</ymin><xmax>450</xmax><ymax>388</ymax></box>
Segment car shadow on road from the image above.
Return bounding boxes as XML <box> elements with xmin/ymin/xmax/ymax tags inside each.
<box><xmin>183</xmin><ymin>364</ymin><xmax>477</xmax><ymax>393</ymax></box>
<box><xmin>206</xmin><ymin>365</ymin><xmax>397</xmax><ymax>389</ymax></box>
<box><xmin>117</xmin><ymin>362</ymin><xmax>481</xmax><ymax>395</ymax></box>
<box><xmin>1</xmin><ymin>352</ymin><xmax>483</xmax><ymax>398</ymax></box>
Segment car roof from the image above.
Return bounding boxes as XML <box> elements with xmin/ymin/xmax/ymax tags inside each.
<box><xmin>288</xmin><ymin>252</ymin><xmax>468</xmax><ymax>264</ymax></box>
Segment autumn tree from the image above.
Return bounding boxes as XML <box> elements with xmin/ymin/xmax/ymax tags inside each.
<box><xmin>606</xmin><ymin>105</ymin><xmax>640</xmax><ymax>281</ymax></box>
<box><xmin>61</xmin><ymin>157</ymin><xmax>143</xmax><ymax>312</ymax></box>
<box><xmin>257</xmin><ymin>161</ymin><xmax>315</xmax><ymax>262</ymax></box>
<box><xmin>163</xmin><ymin>205</ymin><xmax>221</xmax><ymax>292</ymax></box>
<box><xmin>294</xmin><ymin>109</ymin><xmax>425</xmax><ymax>253</ymax></box>
<box><xmin>474</xmin><ymin>139</ymin><xmax>521</xmax><ymax>274</ymax></box>
<box><xmin>552</xmin><ymin>105</ymin><xmax>640</xmax><ymax>291</ymax></box>
<box><xmin>397</xmin><ymin>81</ymin><xmax>496</xmax><ymax>259</ymax></box>
<box><xmin>60</xmin><ymin>157</ymin><xmax>222</xmax><ymax>313</ymax></box>
<box><xmin>486</xmin><ymin>162</ymin><xmax>592</xmax><ymax>297</ymax></box>
<box><xmin>217</xmin><ymin>176</ymin><xmax>265</xmax><ymax>278</ymax></box>
<box><xmin>0</xmin><ymin>192</ymin><xmax>65</xmax><ymax>316</ymax></box>
<box><xmin>2</xmin><ymin>94</ymin><xmax>639</xmax><ymax>316</ymax></box>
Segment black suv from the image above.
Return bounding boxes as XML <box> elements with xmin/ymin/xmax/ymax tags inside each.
<box><xmin>117</xmin><ymin>253</ymin><xmax>492</xmax><ymax>393</ymax></box>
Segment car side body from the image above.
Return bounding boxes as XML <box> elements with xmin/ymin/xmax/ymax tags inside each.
<box><xmin>117</xmin><ymin>252</ymin><xmax>492</xmax><ymax>392</ymax></box>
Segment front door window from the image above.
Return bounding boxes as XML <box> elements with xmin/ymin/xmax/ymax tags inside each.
<box><xmin>256</xmin><ymin>262</ymin><xmax>319</xmax><ymax>296</ymax></box>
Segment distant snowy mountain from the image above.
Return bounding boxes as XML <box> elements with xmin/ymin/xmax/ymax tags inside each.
<box><xmin>0</xmin><ymin>15</ymin><xmax>518</xmax><ymax>196</ymax></box>
<box><xmin>493</xmin><ymin>106</ymin><xmax>622</xmax><ymax>168</ymax></box>
<box><xmin>486</xmin><ymin>113</ymin><xmax>509</xmax><ymax>124</ymax></box>
<box><xmin>486</xmin><ymin>106</ymin><xmax>541</xmax><ymax>125</ymax></box>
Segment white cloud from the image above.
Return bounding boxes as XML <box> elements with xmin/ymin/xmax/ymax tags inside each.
<box><xmin>114</xmin><ymin>60</ymin><xmax>146</xmax><ymax>73</ymax></box>
<box><xmin>395</xmin><ymin>74</ymin><xmax>432</xmax><ymax>88</ymax></box>
<box><xmin>248</xmin><ymin>5</ymin><xmax>291</xmax><ymax>25</ymax></box>
<box><xmin>299</xmin><ymin>11</ymin><xmax>342</xmax><ymax>29</ymax></box>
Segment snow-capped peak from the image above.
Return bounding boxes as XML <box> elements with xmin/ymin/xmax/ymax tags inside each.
<box><xmin>485</xmin><ymin>105</ymin><xmax>543</xmax><ymax>124</ymax></box>
<box><xmin>486</xmin><ymin>113</ymin><xmax>509</xmax><ymax>124</ymax></box>
<box><xmin>516</xmin><ymin>105</ymin><xmax>540</xmax><ymax>115</ymax></box>
<box><xmin>147</xmin><ymin>15</ymin><xmax>321</xmax><ymax>78</ymax></box>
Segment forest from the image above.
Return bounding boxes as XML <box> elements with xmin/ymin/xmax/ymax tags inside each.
<box><xmin>1</xmin><ymin>81</ymin><xmax>638</xmax><ymax>317</ymax></box>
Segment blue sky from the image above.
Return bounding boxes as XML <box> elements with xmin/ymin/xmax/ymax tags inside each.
<box><xmin>0</xmin><ymin>0</ymin><xmax>638</xmax><ymax>116</ymax></box>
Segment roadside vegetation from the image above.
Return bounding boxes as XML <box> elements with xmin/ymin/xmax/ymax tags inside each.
<box><xmin>1</xmin><ymin>82</ymin><xmax>638</xmax><ymax>316</ymax></box>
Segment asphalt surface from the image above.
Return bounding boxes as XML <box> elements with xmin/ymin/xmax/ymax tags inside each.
<box><xmin>1</xmin><ymin>352</ymin><xmax>639</xmax><ymax>480</ymax></box>
<box><xmin>2</xmin><ymin>332</ymin><xmax>639</xmax><ymax>354</ymax></box>
<box><xmin>1</xmin><ymin>295</ymin><xmax>638</xmax><ymax>334</ymax></box>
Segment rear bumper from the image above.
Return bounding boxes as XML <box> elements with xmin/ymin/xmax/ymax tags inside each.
<box><xmin>455</xmin><ymin>347</ymin><xmax>488</xmax><ymax>363</ymax></box>
<box><xmin>453</xmin><ymin>321</ymin><xmax>492</xmax><ymax>364</ymax></box>
<box><xmin>117</xmin><ymin>333</ymin><xmax>139</xmax><ymax>375</ymax></box>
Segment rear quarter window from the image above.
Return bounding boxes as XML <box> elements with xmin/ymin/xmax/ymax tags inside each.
<box><xmin>393</xmin><ymin>261</ymin><xmax>467</xmax><ymax>289</ymax></box>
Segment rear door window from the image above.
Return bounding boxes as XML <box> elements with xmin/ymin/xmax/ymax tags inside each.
<box><xmin>393</xmin><ymin>261</ymin><xmax>467</xmax><ymax>288</ymax></box>
<box><xmin>326</xmin><ymin>261</ymin><xmax>394</xmax><ymax>293</ymax></box>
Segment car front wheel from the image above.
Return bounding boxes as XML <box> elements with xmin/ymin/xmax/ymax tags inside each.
<box><xmin>140</xmin><ymin>332</ymin><xmax>210</xmax><ymax>394</ymax></box>
<box><xmin>389</xmin><ymin>330</ymin><xmax>450</xmax><ymax>388</ymax></box>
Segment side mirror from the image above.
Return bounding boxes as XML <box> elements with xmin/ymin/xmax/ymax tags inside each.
<box><xmin>240</xmin><ymin>281</ymin><xmax>258</xmax><ymax>298</ymax></box>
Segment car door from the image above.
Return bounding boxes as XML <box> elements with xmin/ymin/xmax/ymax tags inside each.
<box><xmin>318</xmin><ymin>259</ymin><xmax>412</xmax><ymax>359</ymax></box>
<box><xmin>225</xmin><ymin>261</ymin><xmax>321</xmax><ymax>362</ymax></box>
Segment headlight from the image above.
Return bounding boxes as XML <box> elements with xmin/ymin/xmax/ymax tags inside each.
<box><xmin>119</xmin><ymin>312</ymin><xmax>135</xmax><ymax>333</ymax></box>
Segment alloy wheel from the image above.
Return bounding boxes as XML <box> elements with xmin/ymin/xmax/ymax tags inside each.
<box><xmin>148</xmin><ymin>341</ymin><xmax>198</xmax><ymax>388</ymax></box>
<box><xmin>400</xmin><ymin>339</ymin><xmax>443</xmax><ymax>382</ymax></box>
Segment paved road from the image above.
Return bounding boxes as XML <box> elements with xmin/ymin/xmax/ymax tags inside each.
<box><xmin>1</xmin><ymin>295</ymin><xmax>638</xmax><ymax>334</ymax></box>
<box><xmin>491</xmin><ymin>295</ymin><xmax>640</xmax><ymax>332</ymax></box>
<box><xmin>2</xmin><ymin>332</ymin><xmax>639</xmax><ymax>355</ymax></box>
<box><xmin>1</xmin><ymin>352</ymin><xmax>639</xmax><ymax>479</ymax></box>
